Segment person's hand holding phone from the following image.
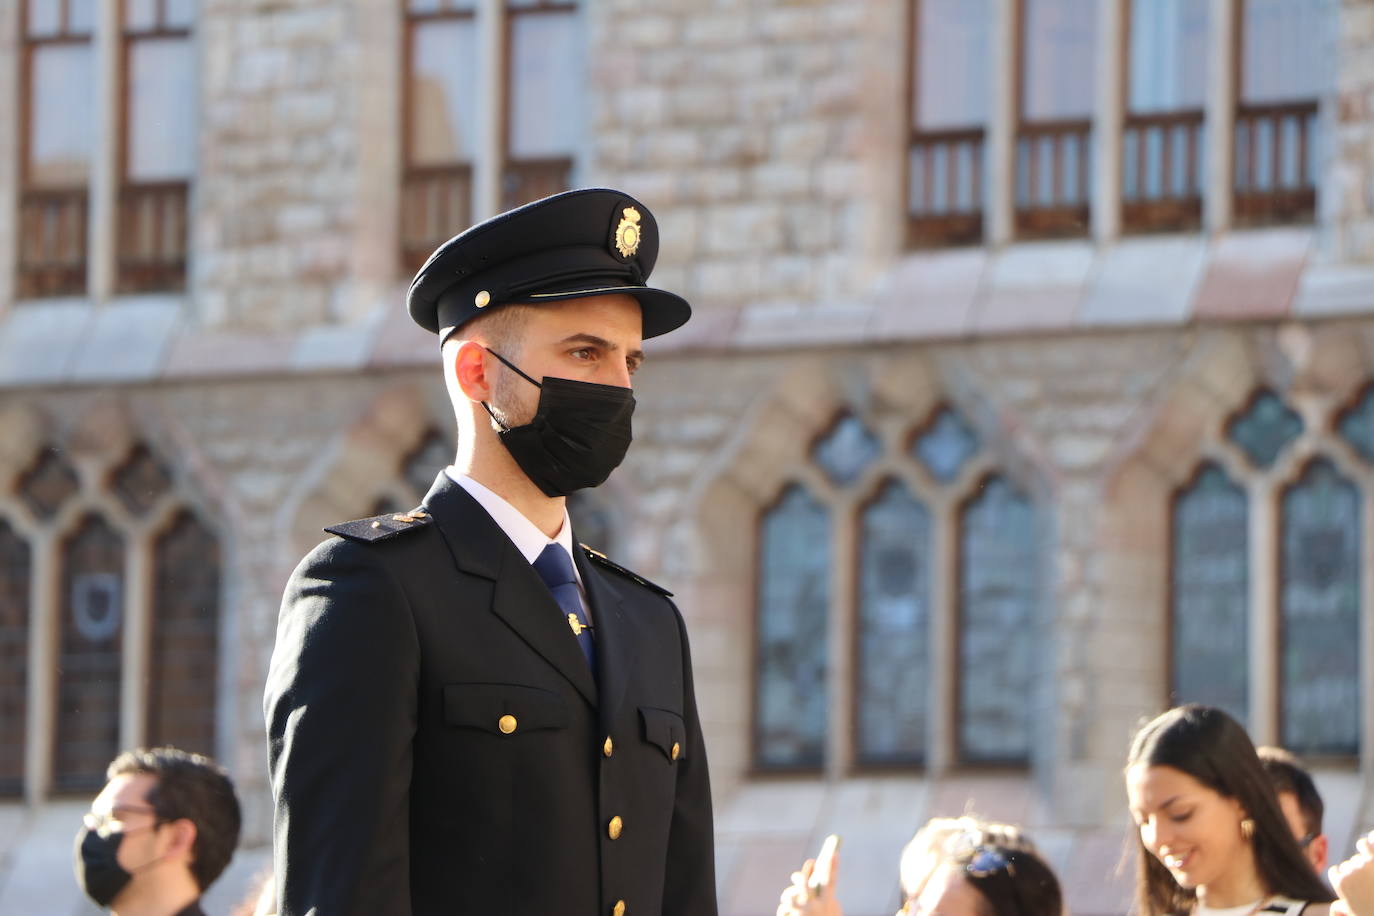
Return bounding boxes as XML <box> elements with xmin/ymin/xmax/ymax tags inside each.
<box><xmin>776</xmin><ymin>835</ymin><xmax>843</xmax><ymax>916</ymax></box>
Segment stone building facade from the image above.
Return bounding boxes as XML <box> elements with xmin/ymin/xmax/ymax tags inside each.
<box><xmin>1</xmin><ymin>1</ymin><xmax>1374</xmax><ymax>914</ymax></box>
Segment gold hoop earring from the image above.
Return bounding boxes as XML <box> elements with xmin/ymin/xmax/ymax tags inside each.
<box><xmin>1241</xmin><ymin>818</ymin><xmax>1255</xmax><ymax>840</ymax></box>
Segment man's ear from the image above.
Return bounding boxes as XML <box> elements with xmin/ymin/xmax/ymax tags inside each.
<box><xmin>165</xmin><ymin>818</ymin><xmax>198</xmax><ymax>863</ymax></box>
<box><xmin>1311</xmin><ymin>834</ymin><xmax>1329</xmax><ymax>873</ymax></box>
<box><xmin>449</xmin><ymin>340</ymin><xmax>494</xmax><ymax>403</ymax></box>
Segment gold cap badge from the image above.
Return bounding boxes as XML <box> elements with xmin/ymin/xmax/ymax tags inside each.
<box><xmin>614</xmin><ymin>207</ymin><xmax>642</xmax><ymax>259</ymax></box>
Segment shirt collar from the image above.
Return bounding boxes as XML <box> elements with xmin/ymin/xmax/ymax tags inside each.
<box><xmin>446</xmin><ymin>469</ymin><xmax>578</xmax><ymax>571</ymax></box>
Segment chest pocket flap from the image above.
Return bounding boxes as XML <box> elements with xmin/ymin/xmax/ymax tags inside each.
<box><xmin>639</xmin><ymin>706</ymin><xmax>687</xmax><ymax>762</ymax></box>
<box><xmin>444</xmin><ymin>683</ymin><xmax>569</xmax><ymax>736</ymax></box>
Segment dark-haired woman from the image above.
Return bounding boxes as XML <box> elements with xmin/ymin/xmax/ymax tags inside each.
<box><xmin>1126</xmin><ymin>704</ymin><xmax>1336</xmax><ymax>916</ymax></box>
<box><xmin>776</xmin><ymin>817</ymin><xmax>1063</xmax><ymax>916</ymax></box>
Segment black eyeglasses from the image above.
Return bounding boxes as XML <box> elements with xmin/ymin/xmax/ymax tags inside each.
<box><xmin>82</xmin><ymin>804</ymin><xmax>161</xmax><ymax>839</ymax></box>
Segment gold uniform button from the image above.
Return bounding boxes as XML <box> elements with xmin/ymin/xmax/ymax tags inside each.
<box><xmin>603</xmin><ymin>736</ymin><xmax>614</xmax><ymax>757</ymax></box>
<box><xmin>612</xmin><ymin>901</ymin><xmax>626</xmax><ymax>916</ymax></box>
<box><xmin>608</xmin><ymin>815</ymin><xmax>623</xmax><ymax>840</ymax></box>
<box><xmin>498</xmin><ymin>715</ymin><xmax>517</xmax><ymax>734</ymax></box>
<box><xmin>671</xmin><ymin>741</ymin><xmax>680</xmax><ymax>761</ymax></box>
<box><xmin>475</xmin><ymin>290</ymin><xmax>491</xmax><ymax>308</ymax></box>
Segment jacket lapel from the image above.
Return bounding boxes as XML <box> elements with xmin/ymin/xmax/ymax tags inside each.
<box><xmin>575</xmin><ymin>545</ymin><xmax>629</xmax><ymax>731</ymax></box>
<box><xmin>423</xmin><ymin>473</ymin><xmax>598</xmax><ymax>706</ymax></box>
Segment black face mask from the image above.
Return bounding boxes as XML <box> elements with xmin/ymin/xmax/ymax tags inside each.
<box><xmin>74</xmin><ymin>826</ymin><xmax>135</xmax><ymax>907</ymax></box>
<box><xmin>482</xmin><ymin>348</ymin><xmax>635</xmax><ymax>497</ymax></box>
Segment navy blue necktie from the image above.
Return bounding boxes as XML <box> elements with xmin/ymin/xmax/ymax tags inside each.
<box><xmin>533</xmin><ymin>544</ymin><xmax>596</xmax><ymax>671</ymax></box>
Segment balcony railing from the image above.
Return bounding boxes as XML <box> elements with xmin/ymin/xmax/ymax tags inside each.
<box><xmin>907</xmin><ymin>128</ymin><xmax>985</xmax><ymax>247</ymax></box>
<box><xmin>116</xmin><ymin>181</ymin><xmax>189</xmax><ymax>293</ymax></box>
<box><xmin>1122</xmin><ymin>109</ymin><xmax>1205</xmax><ymax>233</ymax></box>
<box><xmin>500</xmin><ymin>158</ymin><xmax>572</xmax><ymax>213</ymax></box>
<box><xmin>401</xmin><ymin>164</ymin><xmax>473</xmax><ymax>273</ymax></box>
<box><xmin>1014</xmin><ymin>119</ymin><xmax>1092</xmax><ymax>238</ymax></box>
<box><xmin>1234</xmin><ymin>101</ymin><xmax>1318</xmax><ymax>228</ymax></box>
<box><xmin>17</xmin><ymin>188</ymin><xmax>88</xmax><ymax>298</ymax></box>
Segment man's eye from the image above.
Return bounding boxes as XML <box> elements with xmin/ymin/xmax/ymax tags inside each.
<box><xmin>571</xmin><ymin>348</ymin><xmax>594</xmax><ymax>360</ymax></box>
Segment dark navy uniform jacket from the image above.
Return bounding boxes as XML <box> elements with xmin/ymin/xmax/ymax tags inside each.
<box><xmin>264</xmin><ymin>473</ymin><xmax>716</xmax><ymax>916</ymax></box>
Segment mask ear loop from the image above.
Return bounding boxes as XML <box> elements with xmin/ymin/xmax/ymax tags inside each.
<box><xmin>479</xmin><ymin>346</ymin><xmax>542</xmax><ymax>432</ymax></box>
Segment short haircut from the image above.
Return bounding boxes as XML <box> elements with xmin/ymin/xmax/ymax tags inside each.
<box><xmin>446</xmin><ymin>303</ymin><xmax>534</xmax><ymax>357</ymax></box>
<box><xmin>1257</xmin><ymin>745</ymin><xmax>1324</xmax><ymax>837</ymax></box>
<box><xmin>107</xmin><ymin>747</ymin><xmax>242</xmax><ymax>892</ymax></box>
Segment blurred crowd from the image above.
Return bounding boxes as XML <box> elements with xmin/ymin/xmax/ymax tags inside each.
<box><xmin>67</xmin><ymin>704</ymin><xmax>1374</xmax><ymax>915</ymax></box>
<box><xmin>776</xmin><ymin>705</ymin><xmax>1374</xmax><ymax>916</ymax></box>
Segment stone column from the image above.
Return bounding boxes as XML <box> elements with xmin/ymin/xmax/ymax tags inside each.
<box><xmin>1203</xmin><ymin>0</ymin><xmax>1237</xmax><ymax>235</ymax></box>
<box><xmin>0</xmin><ymin>0</ymin><xmax>19</xmax><ymax>309</ymax></box>
<box><xmin>474</xmin><ymin>0</ymin><xmax>505</xmax><ymax>221</ymax></box>
<box><xmin>1092</xmin><ymin>0</ymin><xmax>1126</xmax><ymax>243</ymax></box>
<box><xmin>985</xmin><ymin>0</ymin><xmax>1018</xmax><ymax>246</ymax></box>
<box><xmin>89</xmin><ymin>0</ymin><xmax>121</xmax><ymax>302</ymax></box>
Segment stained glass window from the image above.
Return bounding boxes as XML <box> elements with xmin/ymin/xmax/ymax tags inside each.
<box><xmin>856</xmin><ymin>480</ymin><xmax>931</xmax><ymax>765</ymax></box>
<box><xmin>18</xmin><ymin>448</ymin><xmax>79</xmax><ymax>519</ymax></box>
<box><xmin>147</xmin><ymin>512</ymin><xmax>219</xmax><ymax>756</ymax></box>
<box><xmin>404</xmin><ymin>428</ymin><xmax>454</xmax><ymax>498</ymax></box>
<box><xmin>812</xmin><ymin>414</ymin><xmax>881</xmax><ymax>487</ymax></box>
<box><xmin>1171</xmin><ymin>464</ymin><xmax>1249</xmax><ymax>724</ymax></box>
<box><xmin>913</xmin><ymin>407</ymin><xmax>980</xmax><ymax>483</ymax></box>
<box><xmin>1337</xmin><ymin>386</ymin><xmax>1374</xmax><ymax>465</ymax></box>
<box><xmin>755</xmin><ymin>485</ymin><xmax>830</xmax><ymax>769</ymax></box>
<box><xmin>0</xmin><ymin>520</ymin><xmax>30</xmax><ymax>796</ymax></box>
<box><xmin>1280</xmin><ymin>458</ymin><xmax>1360</xmax><ymax>756</ymax></box>
<box><xmin>111</xmin><ymin>444</ymin><xmax>173</xmax><ymax>517</ymax></box>
<box><xmin>1228</xmin><ymin>391</ymin><xmax>1303</xmax><ymax>469</ymax></box>
<box><xmin>958</xmin><ymin>476</ymin><xmax>1038</xmax><ymax>763</ymax></box>
<box><xmin>55</xmin><ymin>515</ymin><xmax>124</xmax><ymax>792</ymax></box>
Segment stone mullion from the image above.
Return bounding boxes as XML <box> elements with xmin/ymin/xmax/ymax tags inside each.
<box><xmin>928</xmin><ymin>494</ymin><xmax>958</xmax><ymax>774</ymax></box>
<box><xmin>1362</xmin><ymin>475</ymin><xmax>1374</xmax><ymax>779</ymax></box>
<box><xmin>121</xmin><ymin>530</ymin><xmax>151</xmax><ymax>750</ymax></box>
<box><xmin>827</xmin><ymin>495</ymin><xmax>856</xmax><ymax>778</ymax></box>
<box><xmin>25</xmin><ymin>530</ymin><xmax>56</xmax><ymax>803</ymax></box>
<box><xmin>1248</xmin><ymin>478</ymin><xmax>1278</xmax><ymax>746</ymax></box>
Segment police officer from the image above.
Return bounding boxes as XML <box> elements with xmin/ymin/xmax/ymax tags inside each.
<box><xmin>264</xmin><ymin>189</ymin><xmax>717</xmax><ymax>916</ymax></box>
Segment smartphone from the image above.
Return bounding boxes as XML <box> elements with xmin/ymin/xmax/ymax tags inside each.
<box><xmin>809</xmin><ymin>833</ymin><xmax>843</xmax><ymax>895</ymax></box>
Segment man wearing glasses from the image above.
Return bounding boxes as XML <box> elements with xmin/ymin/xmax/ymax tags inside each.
<box><xmin>75</xmin><ymin>747</ymin><xmax>242</xmax><ymax>916</ymax></box>
<box><xmin>1259</xmin><ymin>746</ymin><xmax>1329</xmax><ymax>874</ymax></box>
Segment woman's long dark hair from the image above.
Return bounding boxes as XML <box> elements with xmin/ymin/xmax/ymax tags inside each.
<box><xmin>1126</xmin><ymin>705</ymin><xmax>1334</xmax><ymax>915</ymax></box>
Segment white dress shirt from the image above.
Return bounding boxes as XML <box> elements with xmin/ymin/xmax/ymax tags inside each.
<box><xmin>446</xmin><ymin>468</ymin><xmax>591</xmax><ymax>620</ymax></box>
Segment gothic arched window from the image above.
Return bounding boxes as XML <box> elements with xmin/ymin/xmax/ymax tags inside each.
<box><xmin>1171</xmin><ymin>463</ymin><xmax>1249</xmax><ymax>724</ymax></box>
<box><xmin>1280</xmin><ymin>458</ymin><xmax>1360</xmax><ymax>756</ymax></box>
<box><xmin>754</xmin><ymin>484</ymin><xmax>831</xmax><ymax>770</ymax></box>
<box><xmin>958</xmin><ymin>475</ymin><xmax>1039</xmax><ymax>764</ymax></box>
<box><xmin>56</xmin><ymin>514</ymin><xmax>125</xmax><ymax>792</ymax></box>
<box><xmin>855</xmin><ymin>479</ymin><xmax>931</xmax><ymax>765</ymax></box>
<box><xmin>147</xmin><ymin>510</ymin><xmax>221</xmax><ymax>756</ymax></box>
<box><xmin>0</xmin><ymin>519</ymin><xmax>31</xmax><ymax>796</ymax></box>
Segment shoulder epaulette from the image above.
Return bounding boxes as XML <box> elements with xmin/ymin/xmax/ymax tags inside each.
<box><xmin>325</xmin><ymin>508</ymin><xmax>433</xmax><ymax>543</ymax></box>
<box><xmin>580</xmin><ymin>543</ymin><xmax>674</xmax><ymax>597</ymax></box>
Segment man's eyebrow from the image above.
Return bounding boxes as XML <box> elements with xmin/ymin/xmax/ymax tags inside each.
<box><xmin>558</xmin><ymin>333</ymin><xmax>646</xmax><ymax>362</ymax></box>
